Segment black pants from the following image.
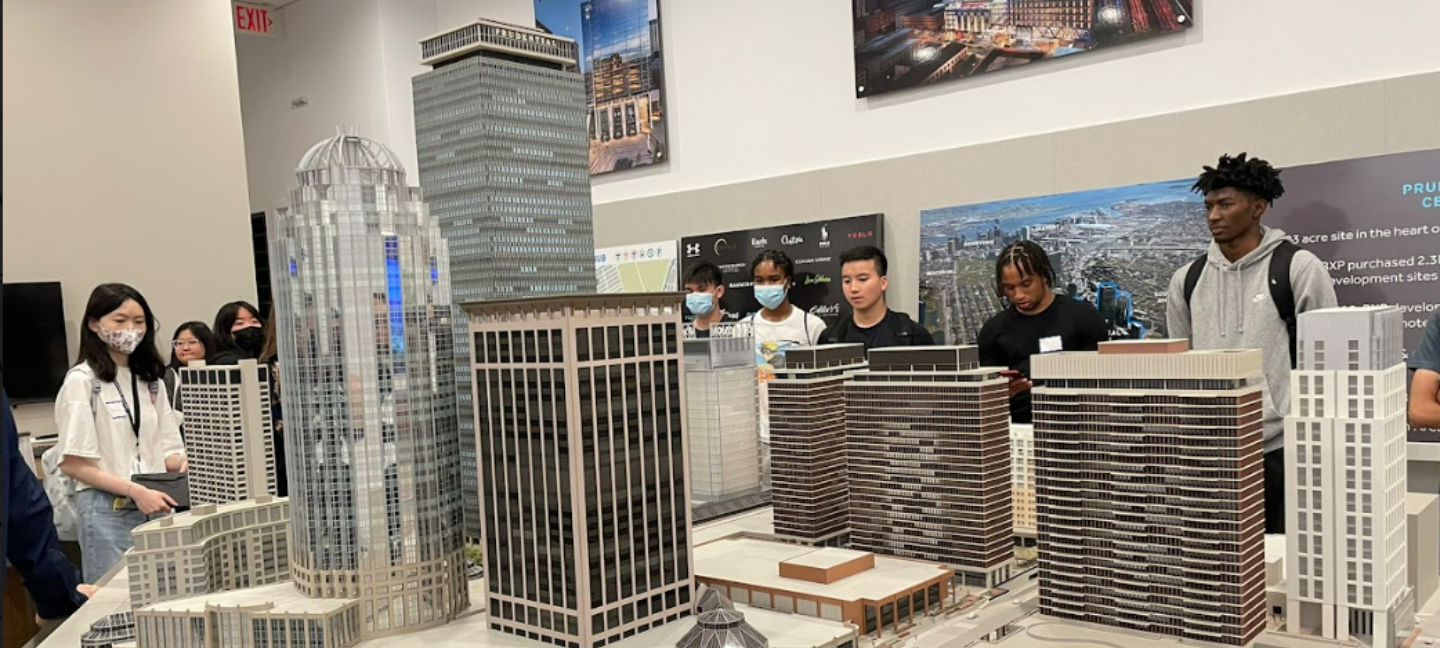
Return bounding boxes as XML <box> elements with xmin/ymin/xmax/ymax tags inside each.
<box><xmin>1264</xmin><ymin>449</ymin><xmax>1285</xmax><ymax>534</ymax></box>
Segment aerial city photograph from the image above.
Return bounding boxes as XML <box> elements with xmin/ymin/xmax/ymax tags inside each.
<box><xmin>854</xmin><ymin>0</ymin><xmax>1194</xmax><ymax>97</ymax></box>
<box><xmin>919</xmin><ymin>178</ymin><xmax>1208</xmax><ymax>345</ymax></box>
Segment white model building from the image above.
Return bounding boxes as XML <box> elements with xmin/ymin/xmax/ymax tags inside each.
<box><xmin>685</xmin><ymin>335</ymin><xmax>762</xmax><ymax>507</ymax></box>
<box><xmin>1031</xmin><ymin>340</ymin><xmax>1268</xmax><ymax>646</ymax></box>
<box><xmin>1010</xmin><ymin>424</ymin><xmax>1036</xmax><ymax>537</ymax></box>
<box><xmin>1284</xmin><ymin>306</ymin><xmax>1412</xmax><ymax>648</ymax></box>
<box><xmin>128</xmin><ymin>496</ymin><xmax>291</xmax><ymax>608</ymax></box>
<box><xmin>179</xmin><ymin>359</ymin><xmax>276</xmax><ymax>505</ymax></box>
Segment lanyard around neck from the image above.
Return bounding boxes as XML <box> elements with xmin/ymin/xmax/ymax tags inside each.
<box><xmin>115</xmin><ymin>370</ymin><xmax>141</xmax><ymax>437</ymax></box>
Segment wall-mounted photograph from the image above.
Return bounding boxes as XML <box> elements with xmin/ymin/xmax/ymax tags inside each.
<box><xmin>536</xmin><ymin>0</ymin><xmax>668</xmax><ymax>175</ymax></box>
<box><xmin>854</xmin><ymin>0</ymin><xmax>1194</xmax><ymax>98</ymax></box>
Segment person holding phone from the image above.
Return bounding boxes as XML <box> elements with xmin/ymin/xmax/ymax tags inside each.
<box><xmin>978</xmin><ymin>242</ymin><xmax>1109</xmax><ymax>423</ymax></box>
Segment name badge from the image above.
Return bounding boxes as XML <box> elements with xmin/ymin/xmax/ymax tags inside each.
<box><xmin>1039</xmin><ymin>336</ymin><xmax>1064</xmax><ymax>354</ymax></box>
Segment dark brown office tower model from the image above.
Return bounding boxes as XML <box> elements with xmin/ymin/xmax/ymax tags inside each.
<box><xmin>767</xmin><ymin>344</ymin><xmax>867</xmax><ymax>545</ymax></box>
<box><xmin>465</xmin><ymin>294</ymin><xmax>694</xmax><ymax>648</ymax></box>
<box><xmin>847</xmin><ymin>347</ymin><xmax>1014</xmax><ymax>588</ymax></box>
<box><xmin>1031</xmin><ymin>340</ymin><xmax>1267</xmax><ymax>646</ymax></box>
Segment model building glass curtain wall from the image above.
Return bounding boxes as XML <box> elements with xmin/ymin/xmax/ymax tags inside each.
<box><xmin>267</xmin><ymin>131</ymin><xmax>468</xmax><ymax>636</ymax></box>
<box><xmin>535</xmin><ymin>0</ymin><xmax>668</xmax><ymax>175</ymax></box>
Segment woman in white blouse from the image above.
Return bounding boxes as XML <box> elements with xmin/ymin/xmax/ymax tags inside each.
<box><xmin>55</xmin><ymin>284</ymin><xmax>186</xmax><ymax>582</ymax></box>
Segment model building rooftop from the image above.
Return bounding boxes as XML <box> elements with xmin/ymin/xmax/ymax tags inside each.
<box><xmin>1097</xmin><ymin>339</ymin><xmax>1190</xmax><ymax>354</ymax></box>
<box><xmin>866</xmin><ymin>346</ymin><xmax>980</xmax><ymax>371</ymax></box>
<box><xmin>463</xmin><ymin>293</ymin><xmax>684</xmax><ymax>321</ymax></box>
<box><xmin>138</xmin><ymin>582</ymin><xmax>355</xmax><ymax>615</ymax></box>
<box><xmin>781</xmin><ymin>344</ymin><xmax>866</xmax><ymax>369</ymax></box>
<box><xmin>695</xmin><ymin>537</ymin><xmax>951</xmax><ymax>603</ymax></box>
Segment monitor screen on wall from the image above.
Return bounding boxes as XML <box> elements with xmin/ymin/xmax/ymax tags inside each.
<box><xmin>3</xmin><ymin>282</ymin><xmax>70</xmax><ymax>401</ymax></box>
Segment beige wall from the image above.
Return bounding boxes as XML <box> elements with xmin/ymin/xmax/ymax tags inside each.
<box><xmin>593</xmin><ymin>72</ymin><xmax>1440</xmax><ymax>317</ymax></box>
<box><xmin>3</xmin><ymin>0</ymin><xmax>255</xmax><ymax>361</ymax></box>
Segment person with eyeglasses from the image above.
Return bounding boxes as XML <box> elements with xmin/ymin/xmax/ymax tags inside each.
<box><xmin>161</xmin><ymin>322</ymin><xmax>217</xmax><ymax>434</ymax></box>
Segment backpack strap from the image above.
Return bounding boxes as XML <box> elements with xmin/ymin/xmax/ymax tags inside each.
<box><xmin>1182</xmin><ymin>254</ymin><xmax>1207</xmax><ymax>310</ymax></box>
<box><xmin>1269</xmin><ymin>240</ymin><xmax>1301</xmax><ymax>369</ymax></box>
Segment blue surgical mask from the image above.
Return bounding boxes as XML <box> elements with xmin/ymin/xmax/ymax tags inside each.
<box><xmin>754</xmin><ymin>285</ymin><xmax>787</xmax><ymax>310</ymax></box>
<box><xmin>686</xmin><ymin>292</ymin><xmax>715</xmax><ymax>316</ymax></box>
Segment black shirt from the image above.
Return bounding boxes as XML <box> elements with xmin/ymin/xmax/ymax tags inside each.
<box><xmin>821</xmin><ymin>309</ymin><xmax>935</xmax><ymax>350</ymax></box>
<box><xmin>977</xmin><ymin>295</ymin><xmax>1109</xmax><ymax>423</ymax></box>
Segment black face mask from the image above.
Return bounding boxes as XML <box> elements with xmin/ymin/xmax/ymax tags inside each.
<box><xmin>234</xmin><ymin>326</ymin><xmax>265</xmax><ymax>357</ymax></box>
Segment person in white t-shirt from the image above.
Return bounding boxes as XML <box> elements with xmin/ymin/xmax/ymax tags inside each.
<box><xmin>745</xmin><ymin>250</ymin><xmax>827</xmax><ymax>490</ymax></box>
<box><xmin>56</xmin><ymin>284</ymin><xmax>186</xmax><ymax>582</ymax></box>
<box><xmin>746</xmin><ymin>249</ymin><xmax>828</xmax><ymax>372</ymax></box>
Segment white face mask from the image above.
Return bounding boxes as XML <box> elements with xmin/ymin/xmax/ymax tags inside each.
<box><xmin>97</xmin><ymin>326</ymin><xmax>146</xmax><ymax>355</ymax></box>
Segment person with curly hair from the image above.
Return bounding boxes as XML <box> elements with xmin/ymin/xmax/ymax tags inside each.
<box><xmin>1166</xmin><ymin>153</ymin><xmax>1337</xmax><ymax>534</ymax></box>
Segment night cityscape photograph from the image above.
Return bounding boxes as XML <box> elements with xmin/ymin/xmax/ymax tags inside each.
<box><xmin>536</xmin><ymin>0</ymin><xmax>668</xmax><ymax>174</ymax></box>
<box><xmin>918</xmin><ymin>178</ymin><xmax>1208</xmax><ymax>345</ymax></box>
<box><xmin>854</xmin><ymin>0</ymin><xmax>1194</xmax><ymax>98</ymax></box>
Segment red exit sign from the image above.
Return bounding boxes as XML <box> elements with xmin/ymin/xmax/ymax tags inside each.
<box><xmin>234</xmin><ymin>2</ymin><xmax>280</xmax><ymax>38</ymax></box>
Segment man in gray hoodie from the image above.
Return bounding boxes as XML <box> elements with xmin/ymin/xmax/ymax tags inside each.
<box><xmin>1166</xmin><ymin>153</ymin><xmax>1338</xmax><ymax>535</ymax></box>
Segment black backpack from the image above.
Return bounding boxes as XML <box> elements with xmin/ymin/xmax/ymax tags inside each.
<box><xmin>1182</xmin><ymin>240</ymin><xmax>1301</xmax><ymax>368</ymax></box>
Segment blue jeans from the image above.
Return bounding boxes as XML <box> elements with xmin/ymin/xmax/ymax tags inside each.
<box><xmin>76</xmin><ymin>488</ymin><xmax>148</xmax><ymax>582</ymax></box>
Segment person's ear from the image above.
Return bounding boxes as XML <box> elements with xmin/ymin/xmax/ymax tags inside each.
<box><xmin>714</xmin><ymin>284</ymin><xmax>725</xmax><ymax>299</ymax></box>
<box><xmin>1253</xmin><ymin>200</ymin><xmax>1268</xmax><ymax>221</ymax></box>
<box><xmin>879</xmin><ymin>276</ymin><xmax>889</xmax><ymax>293</ymax></box>
<box><xmin>87</xmin><ymin>319</ymin><xmax>100</xmax><ymax>335</ymax></box>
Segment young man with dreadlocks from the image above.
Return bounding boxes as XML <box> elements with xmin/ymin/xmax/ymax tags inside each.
<box><xmin>1166</xmin><ymin>152</ymin><xmax>1337</xmax><ymax>534</ymax></box>
<box><xmin>978</xmin><ymin>241</ymin><xmax>1109</xmax><ymax>424</ymax></box>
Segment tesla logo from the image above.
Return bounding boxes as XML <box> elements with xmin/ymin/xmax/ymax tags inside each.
<box><xmin>781</xmin><ymin>235</ymin><xmax>804</xmax><ymax>246</ymax></box>
<box><xmin>714</xmin><ymin>238</ymin><xmax>737</xmax><ymax>255</ymax></box>
<box><xmin>819</xmin><ymin>224</ymin><xmax>831</xmax><ymax>248</ymax></box>
<box><xmin>847</xmin><ymin>231</ymin><xmax>875</xmax><ymax>240</ymax></box>
<box><xmin>685</xmin><ymin>243</ymin><xmax>701</xmax><ymax>258</ymax></box>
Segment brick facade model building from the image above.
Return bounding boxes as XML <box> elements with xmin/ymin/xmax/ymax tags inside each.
<box><xmin>846</xmin><ymin>346</ymin><xmax>1013</xmax><ymax>587</ymax></box>
<box><xmin>415</xmin><ymin>19</ymin><xmax>597</xmax><ymax>542</ymax></box>
<box><xmin>466</xmin><ymin>294</ymin><xmax>693</xmax><ymax>648</ymax></box>
<box><xmin>767</xmin><ymin>344</ymin><xmax>867</xmax><ymax>546</ymax></box>
<box><xmin>1285</xmin><ymin>306</ymin><xmax>1412</xmax><ymax>648</ymax></box>
<box><xmin>1031</xmin><ymin>340</ymin><xmax>1267</xmax><ymax>646</ymax></box>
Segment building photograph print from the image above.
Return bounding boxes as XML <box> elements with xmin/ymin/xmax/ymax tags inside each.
<box><xmin>535</xmin><ymin>0</ymin><xmax>668</xmax><ymax>174</ymax></box>
<box><xmin>854</xmin><ymin>0</ymin><xmax>1194</xmax><ymax>97</ymax></box>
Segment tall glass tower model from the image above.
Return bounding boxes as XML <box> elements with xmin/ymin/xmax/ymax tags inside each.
<box><xmin>414</xmin><ymin>20</ymin><xmax>597</xmax><ymax>541</ymax></box>
<box><xmin>267</xmin><ymin>130</ymin><xmax>468</xmax><ymax>636</ymax></box>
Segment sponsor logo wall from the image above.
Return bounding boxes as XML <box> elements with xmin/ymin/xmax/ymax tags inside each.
<box><xmin>680</xmin><ymin>214</ymin><xmax>884</xmax><ymax>326</ymax></box>
<box><xmin>918</xmin><ymin>149</ymin><xmax>1440</xmax><ymax>441</ymax></box>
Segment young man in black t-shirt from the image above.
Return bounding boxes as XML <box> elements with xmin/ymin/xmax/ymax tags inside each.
<box><xmin>821</xmin><ymin>245</ymin><xmax>934</xmax><ymax>350</ymax></box>
<box><xmin>977</xmin><ymin>241</ymin><xmax>1109</xmax><ymax>423</ymax></box>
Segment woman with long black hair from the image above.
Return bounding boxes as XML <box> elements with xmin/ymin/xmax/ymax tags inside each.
<box><xmin>211</xmin><ymin>300</ymin><xmax>265</xmax><ymax>364</ymax></box>
<box><xmin>54</xmin><ymin>284</ymin><xmax>186</xmax><ymax>581</ymax></box>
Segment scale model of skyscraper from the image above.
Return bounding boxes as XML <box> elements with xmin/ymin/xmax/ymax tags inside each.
<box><xmin>130</xmin><ymin>130</ymin><xmax>468</xmax><ymax>648</ymax></box>
<box><xmin>1031</xmin><ymin>339</ymin><xmax>1267</xmax><ymax>647</ymax></box>
<box><xmin>1284</xmin><ymin>306</ymin><xmax>1412</xmax><ymax>648</ymax></box>
<box><xmin>465</xmin><ymin>294</ymin><xmax>694</xmax><ymax>648</ymax></box>
<box><xmin>414</xmin><ymin>19</ymin><xmax>597</xmax><ymax>542</ymax></box>
<box><xmin>846</xmin><ymin>346</ymin><xmax>1014</xmax><ymax>588</ymax></box>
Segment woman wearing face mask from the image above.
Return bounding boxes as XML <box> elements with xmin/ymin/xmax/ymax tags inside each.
<box><xmin>211</xmin><ymin>301</ymin><xmax>266</xmax><ymax>365</ymax></box>
<box><xmin>162</xmin><ymin>321</ymin><xmax>217</xmax><ymax>415</ymax></box>
<box><xmin>55</xmin><ymin>284</ymin><xmax>186</xmax><ymax>582</ymax></box>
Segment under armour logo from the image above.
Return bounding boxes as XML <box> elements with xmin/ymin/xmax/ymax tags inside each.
<box><xmin>685</xmin><ymin>243</ymin><xmax>701</xmax><ymax>257</ymax></box>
